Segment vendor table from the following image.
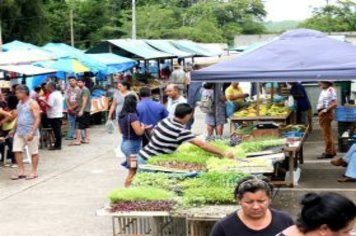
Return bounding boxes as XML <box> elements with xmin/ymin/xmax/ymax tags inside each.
<box><xmin>276</xmin><ymin>127</ymin><xmax>309</xmax><ymax>187</ymax></box>
<box><xmin>97</xmin><ymin>205</ymin><xmax>238</xmax><ymax>236</ymax></box>
<box><xmin>97</xmin><ymin>208</ymin><xmax>185</xmax><ymax>236</ymax></box>
<box><xmin>229</xmin><ymin>110</ymin><xmax>294</xmax><ymax>133</ymax></box>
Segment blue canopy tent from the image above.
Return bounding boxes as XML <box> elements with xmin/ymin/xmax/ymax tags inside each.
<box><xmin>42</xmin><ymin>43</ymin><xmax>106</xmax><ymax>73</ymax></box>
<box><xmin>2</xmin><ymin>40</ymin><xmax>42</xmax><ymax>52</ymax></box>
<box><xmin>86</xmin><ymin>53</ymin><xmax>137</xmax><ymax>75</ymax></box>
<box><xmin>192</xmin><ymin>29</ymin><xmax>356</xmax><ymax>82</ymax></box>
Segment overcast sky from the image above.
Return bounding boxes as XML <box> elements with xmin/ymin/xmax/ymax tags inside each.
<box><xmin>264</xmin><ymin>0</ymin><xmax>338</xmax><ymax>22</ymax></box>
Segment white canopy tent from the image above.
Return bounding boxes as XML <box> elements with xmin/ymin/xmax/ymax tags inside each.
<box><xmin>0</xmin><ymin>49</ymin><xmax>55</xmax><ymax>66</ymax></box>
<box><xmin>0</xmin><ymin>65</ymin><xmax>57</xmax><ymax>76</ymax></box>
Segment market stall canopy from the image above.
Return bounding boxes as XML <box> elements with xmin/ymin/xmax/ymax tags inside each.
<box><xmin>87</xmin><ymin>39</ymin><xmax>175</xmax><ymax>60</ymax></box>
<box><xmin>2</xmin><ymin>40</ymin><xmax>42</xmax><ymax>52</ymax></box>
<box><xmin>172</xmin><ymin>40</ymin><xmax>219</xmax><ymax>57</ymax></box>
<box><xmin>42</xmin><ymin>43</ymin><xmax>106</xmax><ymax>73</ymax></box>
<box><xmin>35</xmin><ymin>58</ymin><xmax>90</xmax><ymax>73</ymax></box>
<box><xmin>0</xmin><ymin>49</ymin><xmax>55</xmax><ymax>65</ymax></box>
<box><xmin>86</xmin><ymin>53</ymin><xmax>137</xmax><ymax>74</ymax></box>
<box><xmin>0</xmin><ymin>65</ymin><xmax>57</xmax><ymax>76</ymax></box>
<box><xmin>192</xmin><ymin>29</ymin><xmax>356</xmax><ymax>82</ymax></box>
<box><xmin>145</xmin><ymin>40</ymin><xmax>193</xmax><ymax>58</ymax></box>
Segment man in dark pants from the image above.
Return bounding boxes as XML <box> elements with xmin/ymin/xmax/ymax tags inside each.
<box><xmin>40</xmin><ymin>82</ymin><xmax>63</xmax><ymax>150</ymax></box>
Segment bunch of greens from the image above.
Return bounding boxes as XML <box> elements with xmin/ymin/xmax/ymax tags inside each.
<box><xmin>234</xmin><ymin>138</ymin><xmax>285</xmax><ymax>154</ymax></box>
<box><xmin>108</xmin><ymin>187</ymin><xmax>174</xmax><ymax>203</ymax></box>
<box><xmin>181</xmin><ymin>171</ymin><xmax>248</xmax><ymax>189</ymax></box>
<box><xmin>132</xmin><ymin>172</ymin><xmax>181</xmax><ymax>191</ymax></box>
<box><xmin>183</xmin><ymin>187</ymin><xmax>235</xmax><ymax>205</ymax></box>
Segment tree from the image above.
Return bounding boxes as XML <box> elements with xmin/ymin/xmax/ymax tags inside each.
<box><xmin>120</xmin><ymin>0</ymin><xmax>266</xmax><ymax>45</ymax></box>
<box><xmin>0</xmin><ymin>0</ymin><xmax>49</xmax><ymax>44</ymax></box>
<box><xmin>299</xmin><ymin>0</ymin><xmax>356</xmax><ymax>32</ymax></box>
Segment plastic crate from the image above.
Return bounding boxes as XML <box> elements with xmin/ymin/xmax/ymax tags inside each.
<box><xmin>335</xmin><ymin>106</ymin><xmax>356</xmax><ymax>122</ymax></box>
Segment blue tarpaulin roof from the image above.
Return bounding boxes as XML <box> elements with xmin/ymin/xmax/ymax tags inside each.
<box><xmin>42</xmin><ymin>43</ymin><xmax>106</xmax><ymax>73</ymax></box>
<box><xmin>2</xmin><ymin>40</ymin><xmax>43</xmax><ymax>52</ymax></box>
<box><xmin>86</xmin><ymin>53</ymin><xmax>137</xmax><ymax>74</ymax></box>
<box><xmin>145</xmin><ymin>40</ymin><xmax>193</xmax><ymax>58</ymax></box>
<box><xmin>106</xmin><ymin>39</ymin><xmax>175</xmax><ymax>60</ymax></box>
<box><xmin>172</xmin><ymin>40</ymin><xmax>218</xmax><ymax>57</ymax></box>
<box><xmin>193</xmin><ymin>29</ymin><xmax>356</xmax><ymax>82</ymax></box>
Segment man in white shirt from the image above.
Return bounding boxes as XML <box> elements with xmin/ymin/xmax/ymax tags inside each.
<box><xmin>166</xmin><ymin>84</ymin><xmax>187</xmax><ymax>117</ymax></box>
<box><xmin>41</xmin><ymin>82</ymin><xmax>64</xmax><ymax>150</ymax></box>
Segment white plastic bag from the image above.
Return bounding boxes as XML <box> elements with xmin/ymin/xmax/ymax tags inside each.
<box><xmin>285</xmin><ymin>167</ymin><xmax>301</xmax><ymax>186</ymax></box>
<box><xmin>105</xmin><ymin>120</ymin><xmax>115</xmax><ymax>134</ymax></box>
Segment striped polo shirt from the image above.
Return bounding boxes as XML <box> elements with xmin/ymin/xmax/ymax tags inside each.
<box><xmin>139</xmin><ymin>118</ymin><xmax>196</xmax><ymax>160</ymax></box>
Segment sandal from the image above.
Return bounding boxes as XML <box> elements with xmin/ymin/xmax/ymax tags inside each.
<box><xmin>337</xmin><ymin>176</ymin><xmax>356</xmax><ymax>183</ymax></box>
<box><xmin>11</xmin><ymin>175</ymin><xmax>27</xmax><ymax>180</ymax></box>
<box><xmin>81</xmin><ymin>139</ymin><xmax>90</xmax><ymax>144</ymax></box>
<box><xmin>69</xmin><ymin>142</ymin><xmax>81</xmax><ymax>146</ymax></box>
<box><xmin>26</xmin><ymin>175</ymin><xmax>38</xmax><ymax>180</ymax></box>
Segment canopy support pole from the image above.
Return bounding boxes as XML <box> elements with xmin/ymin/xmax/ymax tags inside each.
<box><xmin>256</xmin><ymin>82</ymin><xmax>260</xmax><ymax>116</ymax></box>
<box><xmin>157</xmin><ymin>59</ymin><xmax>161</xmax><ymax>79</ymax></box>
<box><xmin>271</xmin><ymin>82</ymin><xmax>274</xmax><ymax>103</ymax></box>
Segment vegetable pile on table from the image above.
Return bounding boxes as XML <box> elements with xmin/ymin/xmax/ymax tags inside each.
<box><xmin>108</xmin><ymin>186</ymin><xmax>176</xmax><ymax>212</ymax></box>
<box><xmin>234</xmin><ymin>103</ymin><xmax>290</xmax><ymax>117</ymax></box>
<box><xmin>147</xmin><ymin>141</ymin><xmax>230</xmax><ymax>170</ymax></box>
<box><xmin>107</xmin><ymin>138</ymin><xmax>287</xmax><ymax>212</ymax></box>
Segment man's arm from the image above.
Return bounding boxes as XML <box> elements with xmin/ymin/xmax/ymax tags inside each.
<box><xmin>79</xmin><ymin>94</ymin><xmax>89</xmax><ymax>115</ymax></box>
<box><xmin>190</xmin><ymin>138</ymin><xmax>234</xmax><ymax>159</ymax></box>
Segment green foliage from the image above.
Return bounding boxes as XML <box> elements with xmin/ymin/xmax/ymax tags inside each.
<box><xmin>132</xmin><ymin>172</ymin><xmax>180</xmax><ymax>190</ymax></box>
<box><xmin>181</xmin><ymin>171</ymin><xmax>248</xmax><ymax>188</ymax></box>
<box><xmin>108</xmin><ymin>186</ymin><xmax>174</xmax><ymax>203</ymax></box>
<box><xmin>1</xmin><ymin>0</ymin><xmax>266</xmax><ymax>46</ymax></box>
<box><xmin>120</xmin><ymin>0</ymin><xmax>266</xmax><ymax>45</ymax></box>
<box><xmin>264</xmin><ymin>21</ymin><xmax>300</xmax><ymax>33</ymax></box>
<box><xmin>299</xmin><ymin>1</ymin><xmax>356</xmax><ymax>32</ymax></box>
<box><xmin>183</xmin><ymin>187</ymin><xmax>235</xmax><ymax>205</ymax></box>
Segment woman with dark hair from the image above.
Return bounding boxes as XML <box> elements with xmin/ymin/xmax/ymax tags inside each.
<box><xmin>118</xmin><ymin>95</ymin><xmax>145</xmax><ymax>187</ymax></box>
<box><xmin>278</xmin><ymin>192</ymin><xmax>356</xmax><ymax>236</ymax></box>
<box><xmin>108</xmin><ymin>80</ymin><xmax>137</xmax><ymax>122</ymax></box>
<box><xmin>210</xmin><ymin>176</ymin><xmax>293</xmax><ymax>236</ymax></box>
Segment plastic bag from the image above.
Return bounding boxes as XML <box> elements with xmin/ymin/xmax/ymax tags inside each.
<box><xmin>105</xmin><ymin>120</ymin><xmax>115</xmax><ymax>134</ymax></box>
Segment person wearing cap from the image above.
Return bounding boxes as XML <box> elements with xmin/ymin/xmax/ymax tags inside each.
<box><xmin>316</xmin><ymin>81</ymin><xmax>337</xmax><ymax>159</ymax></box>
<box><xmin>169</xmin><ymin>63</ymin><xmax>187</xmax><ymax>94</ymax></box>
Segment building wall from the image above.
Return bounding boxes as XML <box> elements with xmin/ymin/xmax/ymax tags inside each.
<box><xmin>234</xmin><ymin>31</ymin><xmax>356</xmax><ymax>47</ymax></box>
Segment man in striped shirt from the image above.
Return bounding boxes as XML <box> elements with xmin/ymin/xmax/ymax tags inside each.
<box><xmin>139</xmin><ymin>103</ymin><xmax>234</xmax><ymax>162</ymax></box>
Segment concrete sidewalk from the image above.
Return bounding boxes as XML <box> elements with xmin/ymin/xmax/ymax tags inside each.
<box><xmin>0</xmin><ymin>125</ymin><xmax>124</xmax><ymax>236</ymax></box>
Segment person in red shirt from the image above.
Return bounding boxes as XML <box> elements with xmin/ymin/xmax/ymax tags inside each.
<box><xmin>37</xmin><ymin>83</ymin><xmax>50</xmax><ymax>128</ymax></box>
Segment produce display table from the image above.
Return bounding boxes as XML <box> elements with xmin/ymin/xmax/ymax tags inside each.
<box><xmin>229</xmin><ymin>110</ymin><xmax>294</xmax><ymax>133</ymax></box>
<box><xmin>97</xmin><ymin>205</ymin><xmax>239</xmax><ymax>236</ymax></box>
<box><xmin>277</xmin><ymin>127</ymin><xmax>309</xmax><ymax>187</ymax></box>
<box><xmin>97</xmin><ymin>207</ymin><xmax>184</xmax><ymax>236</ymax></box>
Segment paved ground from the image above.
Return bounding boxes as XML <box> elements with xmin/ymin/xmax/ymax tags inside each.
<box><xmin>0</xmin><ymin>112</ymin><xmax>355</xmax><ymax>235</ymax></box>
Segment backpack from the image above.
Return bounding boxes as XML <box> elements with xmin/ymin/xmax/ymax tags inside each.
<box><xmin>199</xmin><ymin>89</ymin><xmax>214</xmax><ymax>113</ymax></box>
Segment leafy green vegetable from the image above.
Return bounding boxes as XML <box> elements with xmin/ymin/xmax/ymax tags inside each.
<box><xmin>181</xmin><ymin>171</ymin><xmax>248</xmax><ymax>188</ymax></box>
<box><xmin>132</xmin><ymin>172</ymin><xmax>180</xmax><ymax>190</ymax></box>
<box><xmin>108</xmin><ymin>187</ymin><xmax>174</xmax><ymax>203</ymax></box>
<box><xmin>183</xmin><ymin>187</ymin><xmax>235</xmax><ymax>205</ymax></box>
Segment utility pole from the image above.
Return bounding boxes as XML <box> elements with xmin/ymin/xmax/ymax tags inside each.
<box><xmin>132</xmin><ymin>0</ymin><xmax>136</xmax><ymax>39</ymax></box>
<box><xmin>70</xmin><ymin>9</ymin><xmax>74</xmax><ymax>47</ymax></box>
